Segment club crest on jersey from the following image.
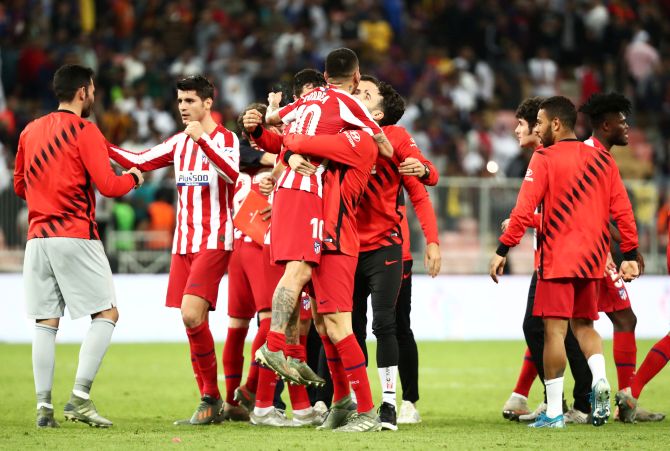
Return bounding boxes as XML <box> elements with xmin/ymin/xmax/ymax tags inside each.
<box><xmin>314</xmin><ymin>241</ymin><xmax>321</xmax><ymax>254</ymax></box>
<box><xmin>525</xmin><ymin>168</ymin><xmax>534</xmax><ymax>182</ymax></box>
<box><xmin>344</xmin><ymin>130</ymin><xmax>361</xmax><ymax>147</ymax></box>
<box><xmin>177</xmin><ymin>170</ymin><xmax>210</xmax><ymax>186</ymax></box>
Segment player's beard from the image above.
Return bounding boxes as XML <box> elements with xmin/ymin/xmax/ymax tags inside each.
<box><xmin>81</xmin><ymin>89</ymin><xmax>93</xmax><ymax>118</ymax></box>
<box><xmin>540</xmin><ymin>128</ymin><xmax>554</xmax><ymax>147</ymax></box>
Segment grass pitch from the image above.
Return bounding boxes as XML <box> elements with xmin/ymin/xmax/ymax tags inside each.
<box><xmin>1</xmin><ymin>340</ymin><xmax>668</xmax><ymax>450</ymax></box>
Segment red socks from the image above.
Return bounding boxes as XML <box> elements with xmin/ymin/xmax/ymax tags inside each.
<box><xmin>631</xmin><ymin>335</ymin><xmax>670</xmax><ymax>398</ymax></box>
<box><xmin>513</xmin><ymin>348</ymin><xmax>537</xmax><ymax>397</ymax></box>
<box><xmin>335</xmin><ymin>334</ymin><xmax>374</xmax><ymax>413</ymax></box>
<box><xmin>190</xmin><ymin>350</ymin><xmax>204</xmax><ymax>396</ymax></box>
<box><xmin>321</xmin><ymin>335</ymin><xmax>350</xmax><ymax>404</ymax></box>
<box><xmin>613</xmin><ymin>331</ymin><xmax>637</xmax><ymax>390</ymax></box>
<box><xmin>266</xmin><ymin>330</ymin><xmax>286</xmax><ymax>353</ymax></box>
<box><xmin>255</xmin><ymin>366</ymin><xmax>277</xmax><ymax>409</ymax></box>
<box><xmin>285</xmin><ymin>339</ymin><xmax>311</xmax><ymax>410</ymax></box>
<box><xmin>186</xmin><ymin>322</ymin><xmax>220</xmax><ymax>399</ymax></box>
<box><xmin>223</xmin><ymin>327</ymin><xmax>248</xmax><ymax>405</ymax></box>
<box><xmin>246</xmin><ymin>317</ymin><xmax>271</xmax><ymax>393</ymax></box>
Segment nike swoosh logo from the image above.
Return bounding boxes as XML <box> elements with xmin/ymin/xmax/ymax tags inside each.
<box><xmin>384</xmin><ymin>260</ymin><xmax>398</xmax><ymax>266</ymax></box>
<box><xmin>319</xmin><ymin>299</ymin><xmax>328</xmax><ymax>304</ymax></box>
<box><xmin>402</xmin><ymin>272</ymin><xmax>411</xmax><ymax>279</ymax></box>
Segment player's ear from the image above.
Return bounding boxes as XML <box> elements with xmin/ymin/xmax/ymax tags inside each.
<box><xmin>204</xmin><ymin>97</ymin><xmax>213</xmax><ymax>110</ymax></box>
<box><xmin>373</xmin><ymin>109</ymin><xmax>384</xmax><ymax>122</ymax></box>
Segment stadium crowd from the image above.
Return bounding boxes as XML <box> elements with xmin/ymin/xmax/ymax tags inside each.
<box><xmin>1</xmin><ymin>0</ymin><xmax>670</xmax><ymax>261</ymax></box>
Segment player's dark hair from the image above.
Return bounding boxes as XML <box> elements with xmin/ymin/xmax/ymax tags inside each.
<box><xmin>325</xmin><ymin>48</ymin><xmax>359</xmax><ymax>79</ymax></box>
<box><xmin>236</xmin><ymin>102</ymin><xmax>267</xmax><ymax>135</ymax></box>
<box><xmin>52</xmin><ymin>64</ymin><xmax>94</xmax><ymax>102</ymax></box>
<box><xmin>292</xmin><ymin>69</ymin><xmax>327</xmax><ymax>98</ymax></box>
<box><xmin>175</xmin><ymin>75</ymin><xmax>215</xmax><ymax>101</ymax></box>
<box><xmin>515</xmin><ymin>97</ymin><xmax>544</xmax><ymax>131</ymax></box>
<box><xmin>578</xmin><ymin>92</ymin><xmax>632</xmax><ymax>128</ymax></box>
<box><xmin>539</xmin><ymin>96</ymin><xmax>577</xmax><ymax>130</ymax></box>
<box><xmin>361</xmin><ymin>75</ymin><xmax>405</xmax><ymax>126</ymax></box>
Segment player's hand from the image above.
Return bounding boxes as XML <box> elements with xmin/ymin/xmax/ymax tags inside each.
<box><xmin>124</xmin><ymin>167</ymin><xmax>144</xmax><ymax>188</ymax></box>
<box><xmin>619</xmin><ymin>260</ymin><xmax>640</xmax><ymax>282</ymax></box>
<box><xmin>399</xmin><ymin>157</ymin><xmax>426</xmax><ymax>177</ymax></box>
<box><xmin>259</xmin><ymin>205</ymin><xmax>272</xmax><ymax>221</ymax></box>
<box><xmin>259</xmin><ymin>176</ymin><xmax>275</xmax><ymax>196</ymax></box>
<box><xmin>288</xmin><ymin>153</ymin><xmax>316</xmax><ymax>176</ymax></box>
<box><xmin>184</xmin><ymin>121</ymin><xmax>204</xmax><ymax>141</ymax></box>
<box><xmin>267</xmin><ymin>91</ymin><xmax>282</xmax><ymax>109</ymax></box>
<box><xmin>243</xmin><ymin>109</ymin><xmax>263</xmax><ymax>133</ymax></box>
<box><xmin>424</xmin><ymin>242</ymin><xmax>441</xmax><ymax>278</ymax></box>
<box><xmin>636</xmin><ymin>252</ymin><xmax>645</xmax><ymax>276</ymax></box>
<box><xmin>501</xmin><ymin>218</ymin><xmax>510</xmax><ymax>232</ymax></box>
<box><xmin>489</xmin><ymin>254</ymin><xmax>506</xmax><ymax>284</ymax></box>
<box><xmin>606</xmin><ymin>252</ymin><xmax>616</xmax><ymax>272</ymax></box>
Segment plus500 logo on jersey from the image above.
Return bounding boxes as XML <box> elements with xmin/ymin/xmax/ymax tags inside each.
<box><xmin>177</xmin><ymin>171</ymin><xmax>210</xmax><ymax>186</ymax></box>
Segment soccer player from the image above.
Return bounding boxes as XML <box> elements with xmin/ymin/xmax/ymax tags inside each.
<box><xmin>108</xmin><ymin>75</ymin><xmax>239</xmax><ymax>425</ymax></box>
<box><xmin>501</xmin><ymin>97</ymin><xmax>593</xmax><ymax>423</ymax></box>
<box><xmin>347</xmin><ymin>75</ymin><xmax>438</xmax><ymax>430</ymax></box>
<box><xmin>13</xmin><ymin>64</ymin><xmax>144</xmax><ymax>428</ymax></box>
<box><xmin>578</xmin><ymin>92</ymin><xmax>665</xmax><ymax>422</ymax></box>
<box><xmin>490</xmin><ymin>96</ymin><xmax>640</xmax><ymax>428</ymax></box>
<box><xmin>254</xmin><ymin>49</ymin><xmax>389</xmax><ymax>388</ymax></box>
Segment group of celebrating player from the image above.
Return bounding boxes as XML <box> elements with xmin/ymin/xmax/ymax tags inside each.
<box><xmin>493</xmin><ymin>92</ymin><xmax>669</xmax><ymax>428</ymax></box>
<box><xmin>17</xmin><ymin>47</ymin><xmax>440</xmax><ymax>433</ymax></box>
<box><xmin>15</xmin><ymin>45</ymin><xmax>670</xmax><ymax>433</ymax></box>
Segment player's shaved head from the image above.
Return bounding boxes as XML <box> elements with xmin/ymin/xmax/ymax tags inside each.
<box><xmin>325</xmin><ymin>48</ymin><xmax>359</xmax><ymax>79</ymax></box>
<box><xmin>292</xmin><ymin>69</ymin><xmax>327</xmax><ymax>98</ymax></box>
<box><xmin>360</xmin><ymin>75</ymin><xmax>405</xmax><ymax>126</ymax></box>
<box><xmin>539</xmin><ymin>96</ymin><xmax>577</xmax><ymax>131</ymax></box>
<box><xmin>579</xmin><ymin>93</ymin><xmax>632</xmax><ymax>129</ymax></box>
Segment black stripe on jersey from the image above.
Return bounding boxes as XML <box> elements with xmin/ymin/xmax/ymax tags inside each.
<box><xmin>82</xmin><ymin>175</ymin><xmax>95</xmax><ymax>239</ymax></box>
<box><xmin>41</xmin><ymin>148</ymin><xmax>49</xmax><ymax>164</ymax></box>
<box><xmin>47</xmin><ymin>143</ymin><xmax>56</xmax><ymax>157</ymax></box>
<box><xmin>53</xmin><ymin>134</ymin><xmax>63</xmax><ymax>152</ymax></box>
<box><xmin>47</xmin><ymin>221</ymin><xmax>58</xmax><ymax>234</ymax></box>
<box><xmin>334</xmin><ymin>168</ymin><xmax>349</xmax><ymax>251</ymax></box>
<box><xmin>377</xmin><ymin>163</ymin><xmax>395</xmax><ymax>185</ymax></box>
<box><xmin>61</xmin><ymin>128</ymin><xmax>70</xmax><ymax>145</ymax></box>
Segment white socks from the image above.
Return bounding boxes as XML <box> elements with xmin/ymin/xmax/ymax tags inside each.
<box><xmin>545</xmin><ymin>377</ymin><xmax>564</xmax><ymax>418</ymax></box>
<box><xmin>378</xmin><ymin>366</ymin><xmax>398</xmax><ymax>407</ymax></box>
<box><xmin>254</xmin><ymin>406</ymin><xmax>273</xmax><ymax>416</ymax></box>
<box><xmin>511</xmin><ymin>392</ymin><xmax>528</xmax><ymax>400</ymax></box>
<box><xmin>73</xmin><ymin>318</ymin><xmax>116</xmax><ymax>397</ymax></box>
<box><xmin>33</xmin><ymin>324</ymin><xmax>58</xmax><ymax>409</ymax></box>
<box><xmin>587</xmin><ymin>354</ymin><xmax>607</xmax><ymax>388</ymax></box>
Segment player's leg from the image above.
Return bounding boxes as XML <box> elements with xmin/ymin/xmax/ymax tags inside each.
<box><xmin>50</xmin><ymin>239</ymin><xmax>119</xmax><ymax>428</ymax></box>
<box><xmin>570</xmin><ymin>278</ymin><xmax>609</xmax><ymax>426</ymax></box>
<box><xmin>515</xmin><ymin>272</ymin><xmax>541</xmax><ymax>421</ymax></box>
<box><xmin>352</xmin><ymin>260</ymin><xmax>370</xmax><ymax>365</ymax></box>
<box><xmin>607</xmin><ymin>308</ymin><xmax>637</xmax><ymax>390</ymax></box>
<box><xmin>24</xmin><ymin>239</ymin><xmax>63</xmax><ymax>428</ymax></box>
<box><xmin>366</xmin><ymin>245</ymin><xmax>402</xmax><ymax>430</ymax></box>
<box><xmin>180</xmin><ymin>250</ymin><xmax>230</xmax><ymax>424</ymax></box>
<box><xmin>236</xmin><ymin>309</ymin><xmax>271</xmax><ymax>412</ymax></box>
<box><xmin>223</xmin><ymin>317</ymin><xmax>251</xmax><ymax>421</ymax></box>
<box><xmin>616</xmin><ymin>333</ymin><xmax>670</xmax><ymax>423</ymax></box>
<box><xmin>564</xmin><ymin>325</ymin><xmax>592</xmax><ymax>422</ymax></box>
<box><xmin>286</xmin><ymin>296</ymin><xmax>325</xmax><ymax>388</ymax></box>
<box><xmin>396</xmin><ymin>260</ymin><xmax>421</xmax><ymax>424</ymax></box>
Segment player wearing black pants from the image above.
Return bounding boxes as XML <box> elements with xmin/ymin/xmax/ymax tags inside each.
<box><xmin>396</xmin><ymin>260</ymin><xmax>419</xmax><ymax>405</ymax></box>
<box><xmin>522</xmin><ymin>271</ymin><xmax>592</xmax><ymax>418</ymax></box>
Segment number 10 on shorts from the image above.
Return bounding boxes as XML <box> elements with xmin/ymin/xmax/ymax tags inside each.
<box><xmin>310</xmin><ymin>218</ymin><xmax>324</xmax><ymax>241</ymax></box>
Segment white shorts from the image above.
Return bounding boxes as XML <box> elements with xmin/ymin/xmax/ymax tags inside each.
<box><xmin>24</xmin><ymin>238</ymin><xmax>117</xmax><ymax>320</ymax></box>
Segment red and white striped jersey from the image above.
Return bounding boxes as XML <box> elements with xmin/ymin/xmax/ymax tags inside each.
<box><xmin>276</xmin><ymin>85</ymin><xmax>382</xmax><ymax>197</ymax></box>
<box><xmin>233</xmin><ymin>167</ymin><xmax>273</xmax><ymax>244</ymax></box>
<box><xmin>108</xmin><ymin>125</ymin><xmax>239</xmax><ymax>254</ymax></box>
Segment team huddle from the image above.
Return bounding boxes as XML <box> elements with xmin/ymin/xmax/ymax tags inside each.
<box><xmin>14</xmin><ymin>47</ymin><xmax>670</xmax><ymax>432</ymax></box>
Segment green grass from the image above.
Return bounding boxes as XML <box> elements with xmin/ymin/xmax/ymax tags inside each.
<box><xmin>1</xmin><ymin>340</ymin><xmax>668</xmax><ymax>450</ymax></box>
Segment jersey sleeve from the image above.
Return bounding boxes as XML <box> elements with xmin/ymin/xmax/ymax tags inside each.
<box><xmin>278</xmin><ymin>100</ymin><xmax>300</xmax><ymax>125</ymax></box>
<box><xmin>609</xmin><ymin>163</ymin><xmax>638</xmax><ymax>255</ymax></box>
<box><xmin>336</xmin><ymin>93</ymin><xmax>383</xmax><ymax>136</ymax></box>
<box><xmin>79</xmin><ymin>124</ymin><xmax>135</xmax><ymax>197</ymax></box>
<box><xmin>197</xmin><ymin>130</ymin><xmax>240</xmax><ymax>184</ymax></box>
<box><xmin>392</xmin><ymin>126</ymin><xmax>439</xmax><ymax>186</ymax></box>
<box><xmin>404</xmin><ymin>176</ymin><xmax>439</xmax><ymax>244</ymax></box>
<box><xmin>499</xmin><ymin>152</ymin><xmax>549</xmax><ymax>251</ymax></box>
<box><xmin>283</xmin><ymin>131</ymin><xmax>377</xmax><ymax>167</ymax></box>
<box><xmin>251</xmin><ymin>126</ymin><xmax>283</xmax><ymax>154</ymax></box>
<box><xmin>13</xmin><ymin>131</ymin><xmax>26</xmax><ymax>199</ymax></box>
<box><xmin>108</xmin><ymin>137</ymin><xmax>175</xmax><ymax>171</ymax></box>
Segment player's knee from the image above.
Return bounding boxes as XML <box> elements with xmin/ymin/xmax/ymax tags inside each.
<box><xmin>283</xmin><ymin>262</ymin><xmax>312</xmax><ymax>287</ymax></box>
<box><xmin>181</xmin><ymin>309</ymin><xmax>204</xmax><ymax>329</ymax></box>
<box><xmin>93</xmin><ymin>307</ymin><xmax>119</xmax><ymax>323</ymax></box>
<box><xmin>614</xmin><ymin>310</ymin><xmax>637</xmax><ymax>332</ymax></box>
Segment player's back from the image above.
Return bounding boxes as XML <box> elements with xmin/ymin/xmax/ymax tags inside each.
<box><xmin>18</xmin><ymin>112</ymin><xmax>103</xmax><ymax>240</ymax></box>
<box><xmin>537</xmin><ymin>140</ymin><xmax>625</xmax><ymax>278</ymax></box>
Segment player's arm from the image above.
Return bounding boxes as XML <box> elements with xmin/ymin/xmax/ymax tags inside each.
<box><xmin>107</xmin><ymin>138</ymin><xmax>175</xmax><ymax>171</ymax></box>
<box><xmin>265</xmin><ymin>92</ymin><xmax>285</xmax><ymax>125</ymax></box>
<box><xmin>609</xmin><ymin>164</ymin><xmax>640</xmax><ymax>282</ymax></box>
<box><xmin>283</xmin><ymin>132</ymin><xmax>376</xmax><ymax>167</ymax></box>
<box><xmin>404</xmin><ymin>177</ymin><xmax>440</xmax><ymax>276</ymax></box>
<box><xmin>185</xmin><ymin>122</ymin><xmax>240</xmax><ymax>184</ymax></box>
<box><xmin>392</xmin><ymin>127</ymin><xmax>439</xmax><ymax>185</ymax></box>
<box><xmin>80</xmin><ymin>124</ymin><xmax>139</xmax><ymax>197</ymax></box>
<box><xmin>13</xmin><ymin>133</ymin><xmax>26</xmax><ymax>199</ymax></box>
<box><xmin>243</xmin><ymin>108</ymin><xmax>283</xmax><ymax>154</ymax></box>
